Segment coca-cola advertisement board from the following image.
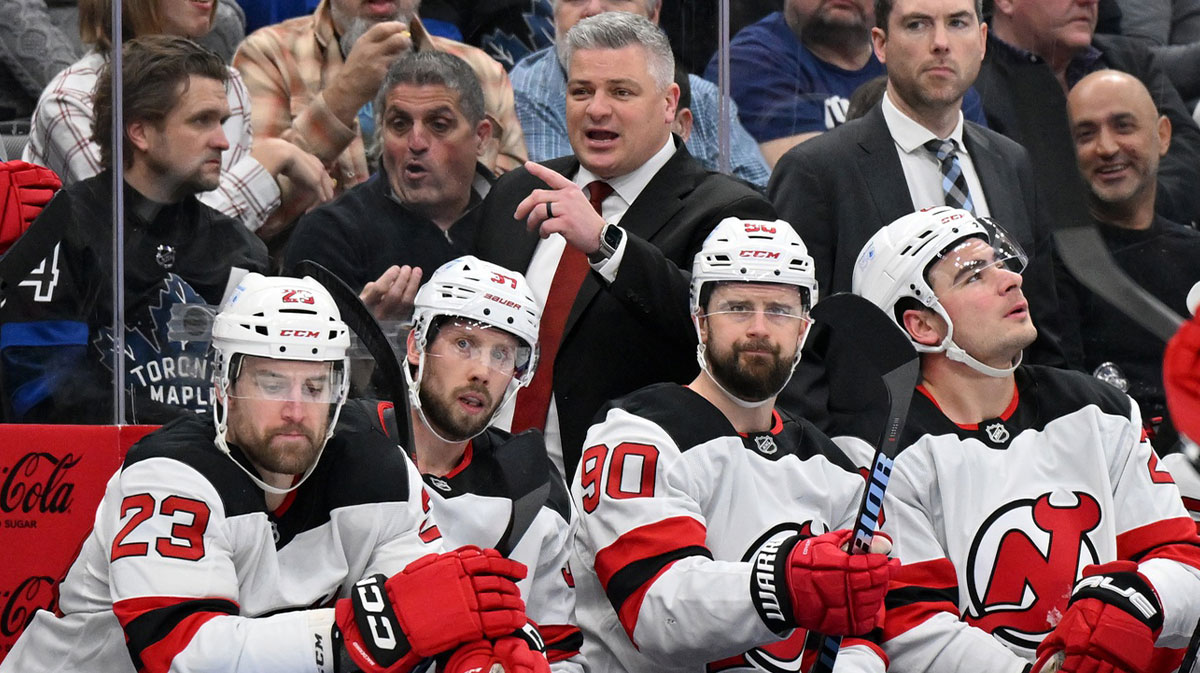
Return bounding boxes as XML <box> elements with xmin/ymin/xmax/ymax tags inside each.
<box><xmin>0</xmin><ymin>425</ymin><xmax>157</xmax><ymax>661</ymax></box>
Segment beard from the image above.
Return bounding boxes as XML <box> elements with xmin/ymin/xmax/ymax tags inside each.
<box><xmin>418</xmin><ymin>380</ymin><xmax>498</xmax><ymax>442</ymax></box>
<box><xmin>229</xmin><ymin>415</ymin><xmax>327</xmax><ymax>476</ymax></box>
<box><xmin>706</xmin><ymin>337</ymin><xmax>794</xmax><ymax>403</ymax></box>
<box><xmin>801</xmin><ymin>4</ymin><xmax>870</xmax><ymax>49</ymax></box>
<box><xmin>334</xmin><ymin>0</ymin><xmax>417</xmax><ymax>57</ymax></box>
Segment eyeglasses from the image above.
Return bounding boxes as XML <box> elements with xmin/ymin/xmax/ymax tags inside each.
<box><xmin>704</xmin><ymin>301</ymin><xmax>811</xmax><ymax>326</ymax></box>
<box><xmin>232</xmin><ymin>367</ymin><xmax>344</xmax><ymax>403</ymax></box>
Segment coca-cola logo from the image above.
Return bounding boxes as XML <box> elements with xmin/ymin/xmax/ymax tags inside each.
<box><xmin>0</xmin><ymin>452</ymin><xmax>80</xmax><ymax>515</ymax></box>
<box><xmin>1</xmin><ymin>575</ymin><xmax>56</xmax><ymax>637</ymax></box>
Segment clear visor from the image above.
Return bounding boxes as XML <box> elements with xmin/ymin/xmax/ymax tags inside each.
<box><xmin>424</xmin><ymin>320</ymin><xmax>534</xmax><ymax>377</ymax></box>
<box><xmin>703</xmin><ymin>298</ymin><xmax>812</xmax><ymax>328</ymax></box>
<box><xmin>229</xmin><ymin>359</ymin><xmax>346</xmax><ymax>403</ymax></box>
<box><xmin>929</xmin><ymin>220</ymin><xmax>1028</xmax><ymax>292</ymax></box>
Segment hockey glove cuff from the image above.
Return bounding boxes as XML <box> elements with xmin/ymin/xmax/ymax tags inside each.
<box><xmin>750</xmin><ymin>529</ymin><xmax>897</xmax><ymax>636</ymax></box>
<box><xmin>1035</xmin><ymin>560</ymin><xmax>1164</xmax><ymax>673</ymax></box>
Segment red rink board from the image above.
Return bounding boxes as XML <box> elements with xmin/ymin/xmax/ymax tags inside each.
<box><xmin>0</xmin><ymin>424</ymin><xmax>157</xmax><ymax>661</ymax></box>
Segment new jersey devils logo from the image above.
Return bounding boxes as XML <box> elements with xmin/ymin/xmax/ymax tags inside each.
<box><xmin>964</xmin><ymin>491</ymin><xmax>1102</xmax><ymax>653</ymax></box>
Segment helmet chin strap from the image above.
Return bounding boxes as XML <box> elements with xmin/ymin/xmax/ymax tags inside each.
<box><xmin>943</xmin><ymin>339</ymin><xmax>1022</xmax><ymax>378</ymax></box>
<box><xmin>212</xmin><ymin>380</ymin><xmax>341</xmax><ymax>496</ymax></box>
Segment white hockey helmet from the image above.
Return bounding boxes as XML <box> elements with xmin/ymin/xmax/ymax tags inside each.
<box><xmin>852</xmin><ymin>206</ymin><xmax>1029</xmax><ymax>377</ymax></box>
<box><xmin>405</xmin><ymin>256</ymin><xmax>542</xmax><ymax>440</ymax></box>
<box><xmin>211</xmin><ymin>272</ymin><xmax>351</xmax><ymax>493</ymax></box>
<box><xmin>690</xmin><ymin>217</ymin><xmax>818</xmax><ymax>407</ymax></box>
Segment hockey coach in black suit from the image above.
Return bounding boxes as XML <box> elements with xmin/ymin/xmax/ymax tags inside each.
<box><xmin>471</xmin><ymin>11</ymin><xmax>774</xmax><ymax>481</ymax></box>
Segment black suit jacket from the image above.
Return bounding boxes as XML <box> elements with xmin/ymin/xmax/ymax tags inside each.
<box><xmin>472</xmin><ymin>141</ymin><xmax>774</xmax><ymax>479</ymax></box>
<box><xmin>767</xmin><ymin>103</ymin><xmax>1068</xmax><ymax>428</ymax></box>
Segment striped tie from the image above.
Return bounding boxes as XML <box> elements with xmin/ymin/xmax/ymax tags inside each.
<box><xmin>924</xmin><ymin>138</ymin><xmax>975</xmax><ymax>214</ymax></box>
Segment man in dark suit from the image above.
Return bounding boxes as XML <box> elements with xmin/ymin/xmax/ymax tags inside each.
<box><xmin>472</xmin><ymin>11</ymin><xmax>773</xmax><ymax>480</ymax></box>
<box><xmin>767</xmin><ymin>0</ymin><xmax>1066</xmax><ymax>429</ymax></box>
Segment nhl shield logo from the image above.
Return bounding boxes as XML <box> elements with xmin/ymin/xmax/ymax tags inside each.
<box><xmin>984</xmin><ymin>422</ymin><xmax>1010</xmax><ymax>444</ymax></box>
<box><xmin>155</xmin><ymin>244</ymin><xmax>175</xmax><ymax>270</ymax></box>
<box><xmin>755</xmin><ymin>435</ymin><xmax>777</xmax><ymax>455</ymax></box>
<box><xmin>429</xmin><ymin>476</ymin><xmax>452</xmax><ymax>492</ymax></box>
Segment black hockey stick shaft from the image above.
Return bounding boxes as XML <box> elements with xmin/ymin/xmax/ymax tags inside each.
<box><xmin>807</xmin><ymin>294</ymin><xmax>919</xmax><ymax>673</ymax></box>
<box><xmin>294</xmin><ymin>260</ymin><xmax>415</xmax><ymax>455</ymax></box>
<box><xmin>1054</xmin><ymin>227</ymin><xmax>1182</xmax><ymax>343</ymax></box>
<box><xmin>1181</xmin><ymin>615</ymin><xmax>1200</xmax><ymax>673</ymax></box>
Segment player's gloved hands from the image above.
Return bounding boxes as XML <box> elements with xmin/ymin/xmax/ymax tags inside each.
<box><xmin>1164</xmin><ymin>311</ymin><xmax>1200</xmax><ymax>444</ymax></box>
<box><xmin>0</xmin><ymin>160</ymin><xmax>61</xmax><ymax>252</ymax></box>
<box><xmin>1034</xmin><ymin>560</ymin><xmax>1164</xmax><ymax>673</ymax></box>
<box><xmin>750</xmin><ymin>529</ymin><xmax>898</xmax><ymax>636</ymax></box>
<box><xmin>438</xmin><ymin>637</ymin><xmax>550</xmax><ymax>673</ymax></box>
<box><xmin>334</xmin><ymin>546</ymin><xmax>529</xmax><ymax>673</ymax></box>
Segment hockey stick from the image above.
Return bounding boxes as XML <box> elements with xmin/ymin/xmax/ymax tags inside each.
<box><xmin>294</xmin><ymin>260</ymin><xmax>415</xmax><ymax>455</ymax></box>
<box><xmin>1054</xmin><ymin>226</ymin><xmax>1183</xmax><ymax>343</ymax></box>
<box><xmin>1180</xmin><ymin>616</ymin><xmax>1200</xmax><ymax>673</ymax></box>
<box><xmin>807</xmin><ymin>293</ymin><xmax>920</xmax><ymax>673</ymax></box>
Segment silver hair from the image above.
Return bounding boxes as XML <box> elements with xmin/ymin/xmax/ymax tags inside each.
<box><xmin>373</xmin><ymin>51</ymin><xmax>487</xmax><ymax>134</ymax></box>
<box><xmin>553</xmin><ymin>0</ymin><xmax>661</xmax><ymax>15</ymax></box>
<box><xmin>560</xmin><ymin>12</ymin><xmax>674</xmax><ymax>91</ymax></box>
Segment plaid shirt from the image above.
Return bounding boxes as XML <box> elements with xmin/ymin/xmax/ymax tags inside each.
<box><xmin>234</xmin><ymin>0</ymin><xmax>527</xmax><ymax>195</ymax></box>
<box><xmin>22</xmin><ymin>51</ymin><xmax>281</xmax><ymax>232</ymax></box>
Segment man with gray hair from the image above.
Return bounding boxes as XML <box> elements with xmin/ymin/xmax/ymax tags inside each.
<box><xmin>284</xmin><ymin>51</ymin><xmax>494</xmax><ymax>321</ymax></box>
<box><xmin>510</xmin><ymin>0</ymin><xmax>770</xmax><ymax>189</ymax></box>
<box><xmin>471</xmin><ymin>11</ymin><xmax>775</xmax><ymax>481</ymax></box>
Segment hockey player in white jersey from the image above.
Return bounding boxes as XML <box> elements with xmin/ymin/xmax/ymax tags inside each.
<box><xmin>379</xmin><ymin>255</ymin><xmax>580</xmax><ymax>672</ymax></box>
<box><xmin>0</xmin><ymin>273</ymin><xmax>534</xmax><ymax>673</ymax></box>
<box><xmin>845</xmin><ymin>206</ymin><xmax>1200</xmax><ymax>673</ymax></box>
<box><xmin>569</xmin><ymin>217</ymin><xmax>899</xmax><ymax>673</ymax></box>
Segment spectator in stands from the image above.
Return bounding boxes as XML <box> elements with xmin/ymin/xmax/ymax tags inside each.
<box><xmin>284</xmin><ymin>51</ymin><xmax>494</xmax><ymax>322</ymax></box>
<box><xmin>704</xmin><ymin>0</ymin><xmax>989</xmax><ymax>168</ymax></box>
<box><xmin>978</xmin><ymin>0</ymin><xmax>1200</xmax><ymax>226</ymax></box>
<box><xmin>0</xmin><ymin>0</ymin><xmax>79</xmax><ymax>123</ymax></box>
<box><xmin>0</xmin><ymin>36</ymin><xmax>270</xmax><ymax>425</ymax></box>
<box><xmin>472</xmin><ymin>12</ymin><xmax>774</xmax><ymax>479</ymax></box>
<box><xmin>767</xmin><ymin>0</ymin><xmax>1068</xmax><ymax>429</ymax></box>
<box><xmin>22</xmin><ymin>0</ymin><xmax>333</xmax><ymax>238</ymax></box>
<box><xmin>1061</xmin><ymin>69</ymin><xmax>1200</xmax><ymax>450</ymax></box>
<box><xmin>1106</xmin><ymin>0</ymin><xmax>1200</xmax><ymax>106</ymax></box>
<box><xmin>511</xmin><ymin>0</ymin><xmax>770</xmax><ymax>189</ymax></box>
<box><xmin>234</xmin><ymin>0</ymin><xmax>527</xmax><ymax>207</ymax></box>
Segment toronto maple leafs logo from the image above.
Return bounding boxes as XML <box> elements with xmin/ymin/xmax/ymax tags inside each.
<box><xmin>480</xmin><ymin>0</ymin><xmax>554</xmax><ymax>69</ymax></box>
<box><xmin>94</xmin><ymin>273</ymin><xmax>215</xmax><ymax>418</ymax></box>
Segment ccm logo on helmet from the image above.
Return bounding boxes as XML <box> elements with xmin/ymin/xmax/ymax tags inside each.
<box><xmin>740</xmin><ymin>250</ymin><xmax>781</xmax><ymax>259</ymax></box>
<box><xmin>484</xmin><ymin>293</ymin><xmax>522</xmax><ymax>310</ymax></box>
<box><xmin>279</xmin><ymin>329</ymin><xmax>321</xmax><ymax>338</ymax></box>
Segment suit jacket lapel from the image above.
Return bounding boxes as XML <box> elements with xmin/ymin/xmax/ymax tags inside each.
<box><xmin>563</xmin><ymin>143</ymin><xmax>697</xmax><ymax>337</ymax></box>
<box><xmin>963</xmin><ymin>123</ymin><xmax>1019</xmax><ymax>225</ymax></box>
<box><xmin>492</xmin><ymin>156</ymin><xmax>580</xmax><ymax>272</ymax></box>
<box><xmin>856</xmin><ymin>106</ymin><xmax>915</xmax><ymax>222</ymax></box>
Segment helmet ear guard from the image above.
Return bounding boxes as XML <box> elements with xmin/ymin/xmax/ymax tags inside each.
<box><xmin>406</xmin><ymin>256</ymin><xmax>543</xmax><ymax>442</ymax></box>
<box><xmin>210</xmin><ymin>273</ymin><xmax>351</xmax><ymax>494</ymax></box>
<box><xmin>690</xmin><ymin>218</ymin><xmax>820</xmax><ymax>406</ymax></box>
<box><xmin>852</xmin><ymin>207</ymin><xmax>1029</xmax><ymax>378</ymax></box>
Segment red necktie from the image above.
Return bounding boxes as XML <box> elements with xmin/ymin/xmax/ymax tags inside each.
<box><xmin>512</xmin><ymin>181</ymin><xmax>614</xmax><ymax>433</ymax></box>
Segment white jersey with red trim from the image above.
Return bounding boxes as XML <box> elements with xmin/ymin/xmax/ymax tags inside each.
<box><xmin>1161</xmin><ymin>447</ymin><xmax>1200</xmax><ymax>532</ymax></box>
<box><xmin>832</xmin><ymin>365</ymin><xmax>1200</xmax><ymax>673</ymax></box>
<box><xmin>0</xmin><ymin>403</ymin><xmax>434</xmax><ymax>673</ymax></box>
<box><xmin>570</xmin><ymin>382</ymin><xmax>885</xmax><ymax>673</ymax></box>
<box><xmin>410</xmin><ymin>425</ymin><xmax>583</xmax><ymax>672</ymax></box>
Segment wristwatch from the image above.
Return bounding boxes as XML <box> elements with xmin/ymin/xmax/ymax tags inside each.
<box><xmin>588</xmin><ymin>223</ymin><xmax>625</xmax><ymax>264</ymax></box>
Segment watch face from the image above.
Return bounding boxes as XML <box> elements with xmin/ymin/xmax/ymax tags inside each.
<box><xmin>604</xmin><ymin>225</ymin><xmax>622</xmax><ymax>248</ymax></box>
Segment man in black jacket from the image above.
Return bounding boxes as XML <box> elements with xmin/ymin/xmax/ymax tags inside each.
<box><xmin>471</xmin><ymin>12</ymin><xmax>774</xmax><ymax>480</ymax></box>
<box><xmin>0</xmin><ymin>35</ymin><xmax>268</xmax><ymax>424</ymax></box>
<box><xmin>978</xmin><ymin>0</ymin><xmax>1200</xmax><ymax>227</ymax></box>
<box><xmin>284</xmin><ymin>50</ymin><xmax>494</xmax><ymax>322</ymax></box>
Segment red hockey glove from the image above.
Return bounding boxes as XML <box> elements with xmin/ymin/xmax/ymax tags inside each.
<box><xmin>1035</xmin><ymin>561</ymin><xmax>1164</xmax><ymax>673</ymax></box>
<box><xmin>334</xmin><ymin>546</ymin><xmax>530</xmax><ymax>673</ymax></box>
<box><xmin>750</xmin><ymin>529</ymin><xmax>898</xmax><ymax>636</ymax></box>
<box><xmin>1165</xmin><ymin>312</ymin><xmax>1200</xmax><ymax>444</ymax></box>
<box><xmin>438</xmin><ymin>637</ymin><xmax>550</xmax><ymax>673</ymax></box>
<box><xmin>0</xmin><ymin>160</ymin><xmax>61</xmax><ymax>253</ymax></box>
